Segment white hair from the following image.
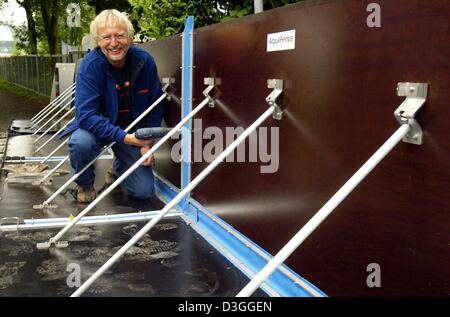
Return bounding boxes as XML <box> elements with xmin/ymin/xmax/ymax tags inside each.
<box><xmin>90</xmin><ymin>9</ymin><xmax>134</xmax><ymax>47</ymax></box>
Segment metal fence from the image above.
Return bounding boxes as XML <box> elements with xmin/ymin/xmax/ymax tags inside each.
<box><xmin>0</xmin><ymin>52</ymin><xmax>83</xmax><ymax>97</ymax></box>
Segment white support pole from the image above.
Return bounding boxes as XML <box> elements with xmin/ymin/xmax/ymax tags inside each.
<box><xmin>46</xmin><ymin>96</ymin><xmax>210</xmax><ymax>245</ymax></box>
<box><xmin>38</xmin><ymin>154</ymin><xmax>69</xmax><ymax>185</ymax></box>
<box><xmin>32</xmin><ymin>96</ymin><xmax>75</xmax><ymax>135</ymax></box>
<box><xmin>35</xmin><ymin>118</ymin><xmax>74</xmax><ymax>153</ymax></box>
<box><xmin>40</xmin><ymin>138</ymin><xmax>69</xmax><ymax>164</ymax></box>
<box><xmin>236</xmin><ymin>124</ymin><xmax>411</xmax><ymax>297</ymax></box>
<box><xmin>31</xmin><ymin>83</ymin><xmax>75</xmax><ymax>123</ymax></box>
<box><xmin>39</xmin><ymin>93</ymin><xmax>167</xmax><ymax>206</ymax></box>
<box><xmin>0</xmin><ymin>209</ymin><xmax>181</xmax><ymax>232</ymax></box>
<box><xmin>71</xmin><ymin>106</ymin><xmax>275</xmax><ymax>297</ymax></box>
<box><xmin>31</xmin><ymin>86</ymin><xmax>75</xmax><ymax>129</ymax></box>
<box><xmin>34</xmin><ymin>107</ymin><xmax>74</xmax><ymax>144</ymax></box>
<box><xmin>38</xmin><ymin>87</ymin><xmax>168</xmax><ymax>182</ymax></box>
<box><xmin>5</xmin><ymin>155</ymin><xmax>113</xmax><ymax>164</ymax></box>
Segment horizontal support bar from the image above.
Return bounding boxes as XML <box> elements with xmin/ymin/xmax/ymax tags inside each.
<box><xmin>4</xmin><ymin>154</ymin><xmax>113</xmax><ymax>163</ymax></box>
<box><xmin>0</xmin><ymin>209</ymin><xmax>181</xmax><ymax>232</ymax></box>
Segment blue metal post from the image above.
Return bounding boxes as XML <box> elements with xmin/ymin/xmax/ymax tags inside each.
<box><xmin>181</xmin><ymin>16</ymin><xmax>194</xmax><ymax>206</ymax></box>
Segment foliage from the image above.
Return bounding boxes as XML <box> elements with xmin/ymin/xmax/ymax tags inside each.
<box><xmin>6</xmin><ymin>0</ymin><xmax>304</xmax><ymax>54</ymax></box>
<box><xmin>87</xmin><ymin>0</ymin><xmax>131</xmax><ymax>15</ymax></box>
<box><xmin>223</xmin><ymin>0</ymin><xmax>302</xmax><ymax>21</ymax></box>
<box><xmin>129</xmin><ymin>0</ymin><xmax>216</xmax><ymax>40</ymax></box>
<box><xmin>130</xmin><ymin>0</ymin><xmax>303</xmax><ymax>40</ymax></box>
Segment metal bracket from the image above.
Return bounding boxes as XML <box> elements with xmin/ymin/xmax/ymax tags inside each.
<box><xmin>394</xmin><ymin>82</ymin><xmax>428</xmax><ymax>145</ymax></box>
<box><xmin>0</xmin><ymin>217</ymin><xmax>24</xmax><ymax>232</ymax></box>
<box><xmin>266</xmin><ymin>79</ymin><xmax>283</xmax><ymax>120</ymax></box>
<box><xmin>203</xmin><ymin>77</ymin><xmax>216</xmax><ymax>108</ymax></box>
<box><xmin>162</xmin><ymin>77</ymin><xmax>175</xmax><ymax>101</ymax></box>
<box><xmin>36</xmin><ymin>237</ymin><xmax>68</xmax><ymax>250</ymax></box>
<box><xmin>32</xmin><ymin>202</ymin><xmax>58</xmax><ymax>210</ymax></box>
<box><xmin>31</xmin><ymin>178</ymin><xmax>53</xmax><ymax>186</ymax></box>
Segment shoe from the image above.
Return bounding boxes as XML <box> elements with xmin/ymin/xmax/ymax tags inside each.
<box><xmin>76</xmin><ymin>185</ymin><xmax>97</xmax><ymax>203</ymax></box>
<box><xmin>105</xmin><ymin>167</ymin><xmax>117</xmax><ymax>186</ymax></box>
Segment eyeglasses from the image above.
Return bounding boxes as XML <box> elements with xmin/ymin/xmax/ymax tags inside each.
<box><xmin>98</xmin><ymin>34</ymin><xmax>129</xmax><ymax>42</ymax></box>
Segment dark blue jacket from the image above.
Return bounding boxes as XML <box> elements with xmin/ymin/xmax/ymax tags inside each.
<box><xmin>60</xmin><ymin>45</ymin><xmax>164</xmax><ymax>143</ymax></box>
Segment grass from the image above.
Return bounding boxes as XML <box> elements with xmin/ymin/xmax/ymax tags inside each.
<box><xmin>0</xmin><ymin>79</ymin><xmax>49</xmax><ymax>105</ymax></box>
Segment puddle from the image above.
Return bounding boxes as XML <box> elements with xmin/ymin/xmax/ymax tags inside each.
<box><xmin>0</xmin><ymin>241</ymin><xmax>33</xmax><ymax>256</ymax></box>
<box><xmin>149</xmin><ymin>251</ymin><xmax>178</xmax><ymax>260</ymax></box>
<box><xmin>115</xmin><ymin>271</ymin><xmax>145</xmax><ymax>281</ymax></box>
<box><xmin>85</xmin><ymin>247</ymin><xmax>112</xmax><ymax>265</ymax></box>
<box><xmin>127</xmin><ymin>283</ymin><xmax>155</xmax><ymax>294</ymax></box>
<box><xmin>67</xmin><ymin>227</ymin><xmax>103</xmax><ymax>241</ymax></box>
<box><xmin>136</xmin><ymin>236</ymin><xmax>179</xmax><ymax>253</ymax></box>
<box><xmin>3</xmin><ymin>230</ymin><xmax>54</xmax><ymax>242</ymax></box>
<box><xmin>67</xmin><ymin>245</ymin><xmax>91</xmax><ymax>258</ymax></box>
<box><xmin>68</xmin><ymin>234</ymin><xmax>91</xmax><ymax>242</ymax></box>
<box><xmin>122</xmin><ymin>224</ymin><xmax>138</xmax><ymax>236</ymax></box>
<box><xmin>36</xmin><ymin>258</ymin><xmax>67</xmax><ymax>281</ymax></box>
<box><xmin>180</xmin><ymin>281</ymin><xmax>218</xmax><ymax>295</ymax></box>
<box><xmin>0</xmin><ymin>261</ymin><xmax>26</xmax><ymax>289</ymax></box>
<box><xmin>108</xmin><ymin>237</ymin><xmax>180</xmax><ymax>262</ymax></box>
<box><xmin>88</xmin><ymin>279</ymin><xmax>112</xmax><ymax>295</ymax></box>
<box><xmin>160</xmin><ymin>258</ymin><xmax>180</xmax><ymax>268</ymax></box>
<box><xmin>56</xmin><ymin>285</ymin><xmax>74</xmax><ymax>296</ymax></box>
<box><xmin>155</xmin><ymin>223</ymin><xmax>178</xmax><ymax>231</ymax></box>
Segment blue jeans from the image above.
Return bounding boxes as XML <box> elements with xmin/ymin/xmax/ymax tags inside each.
<box><xmin>68</xmin><ymin>128</ymin><xmax>155</xmax><ymax>200</ymax></box>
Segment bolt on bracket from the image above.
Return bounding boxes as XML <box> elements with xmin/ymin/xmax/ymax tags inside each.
<box><xmin>203</xmin><ymin>77</ymin><xmax>216</xmax><ymax>107</ymax></box>
<box><xmin>266</xmin><ymin>79</ymin><xmax>283</xmax><ymax>120</ymax></box>
<box><xmin>394</xmin><ymin>82</ymin><xmax>428</xmax><ymax>145</ymax></box>
<box><xmin>162</xmin><ymin>77</ymin><xmax>175</xmax><ymax>101</ymax></box>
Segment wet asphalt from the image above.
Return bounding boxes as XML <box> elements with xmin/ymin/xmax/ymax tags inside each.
<box><xmin>0</xmin><ymin>86</ymin><xmax>263</xmax><ymax>297</ymax></box>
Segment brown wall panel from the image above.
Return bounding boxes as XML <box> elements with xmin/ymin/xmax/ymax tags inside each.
<box><xmin>144</xmin><ymin>0</ymin><xmax>450</xmax><ymax>296</ymax></box>
<box><xmin>141</xmin><ymin>36</ymin><xmax>182</xmax><ymax>188</ymax></box>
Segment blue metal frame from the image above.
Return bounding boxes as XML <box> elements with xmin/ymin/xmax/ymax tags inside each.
<box><xmin>154</xmin><ymin>174</ymin><xmax>327</xmax><ymax>297</ymax></box>
<box><xmin>181</xmin><ymin>16</ymin><xmax>194</xmax><ymax>198</ymax></box>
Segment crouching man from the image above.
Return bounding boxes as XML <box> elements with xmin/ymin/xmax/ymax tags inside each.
<box><xmin>61</xmin><ymin>9</ymin><xmax>164</xmax><ymax>203</ymax></box>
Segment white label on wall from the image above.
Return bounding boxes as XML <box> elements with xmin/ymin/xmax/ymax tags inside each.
<box><xmin>267</xmin><ymin>30</ymin><xmax>296</xmax><ymax>52</ymax></box>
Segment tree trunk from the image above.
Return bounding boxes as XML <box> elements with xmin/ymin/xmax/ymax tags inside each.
<box><xmin>17</xmin><ymin>0</ymin><xmax>38</xmax><ymax>54</ymax></box>
<box><xmin>39</xmin><ymin>0</ymin><xmax>60</xmax><ymax>54</ymax></box>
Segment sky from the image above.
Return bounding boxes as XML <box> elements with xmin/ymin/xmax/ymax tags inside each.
<box><xmin>0</xmin><ymin>24</ymin><xmax>13</xmax><ymax>41</ymax></box>
<box><xmin>0</xmin><ymin>0</ymin><xmax>27</xmax><ymax>26</ymax></box>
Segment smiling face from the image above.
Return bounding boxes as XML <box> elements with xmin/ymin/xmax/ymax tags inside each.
<box><xmin>97</xmin><ymin>24</ymin><xmax>131</xmax><ymax>68</ymax></box>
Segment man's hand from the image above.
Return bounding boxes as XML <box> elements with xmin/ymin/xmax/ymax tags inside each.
<box><xmin>123</xmin><ymin>133</ymin><xmax>154</xmax><ymax>147</ymax></box>
<box><xmin>123</xmin><ymin>134</ymin><xmax>155</xmax><ymax>166</ymax></box>
<box><xmin>140</xmin><ymin>145</ymin><xmax>155</xmax><ymax>166</ymax></box>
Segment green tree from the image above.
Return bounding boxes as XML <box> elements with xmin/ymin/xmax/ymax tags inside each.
<box><xmin>130</xmin><ymin>0</ymin><xmax>226</xmax><ymax>40</ymax></box>
<box><xmin>38</xmin><ymin>0</ymin><xmax>60</xmax><ymax>54</ymax></box>
<box><xmin>87</xmin><ymin>0</ymin><xmax>131</xmax><ymax>14</ymax></box>
<box><xmin>11</xmin><ymin>0</ymin><xmax>95</xmax><ymax>54</ymax></box>
<box><xmin>130</xmin><ymin>0</ymin><xmax>304</xmax><ymax>40</ymax></box>
<box><xmin>222</xmin><ymin>0</ymin><xmax>302</xmax><ymax>21</ymax></box>
<box><xmin>7</xmin><ymin>0</ymin><xmax>304</xmax><ymax>54</ymax></box>
<box><xmin>15</xmin><ymin>0</ymin><xmax>39</xmax><ymax>54</ymax></box>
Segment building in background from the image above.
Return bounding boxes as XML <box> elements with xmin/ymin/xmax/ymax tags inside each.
<box><xmin>0</xmin><ymin>25</ymin><xmax>14</xmax><ymax>56</ymax></box>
